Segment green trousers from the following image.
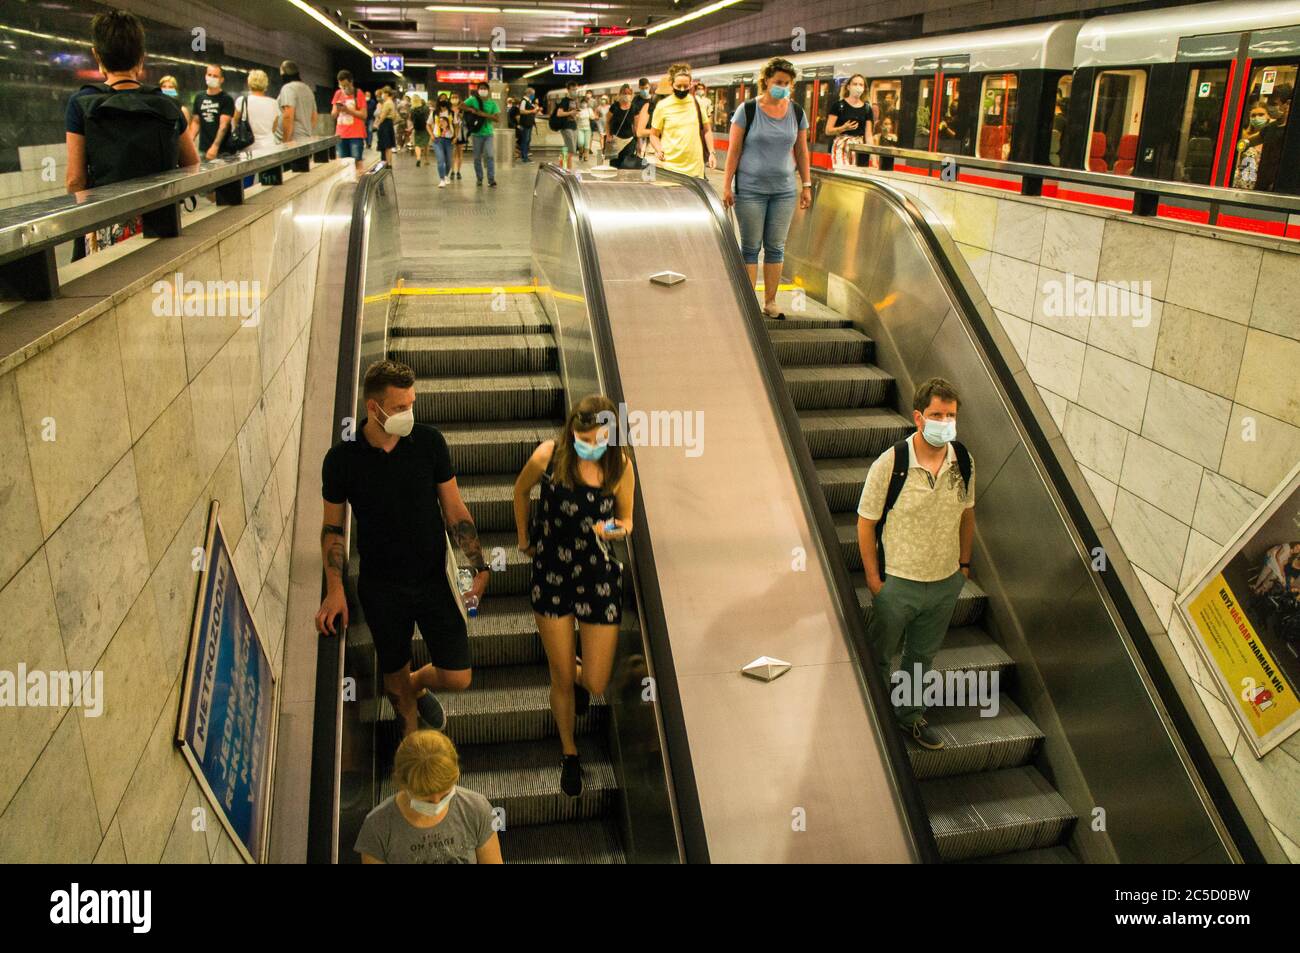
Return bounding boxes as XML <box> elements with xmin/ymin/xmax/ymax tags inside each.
<box><xmin>867</xmin><ymin>571</ymin><xmax>966</xmax><ymax>727</ymax></box>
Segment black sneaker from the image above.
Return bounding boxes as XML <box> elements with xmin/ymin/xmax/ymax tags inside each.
<box><xmin>560</xmin><ymin>754</ymin><xmax>583</xmax><ymax>797</ymax></box>
<box><xmin>903</xmin><ymin>718</ymin><xmax>944</xmax><ymax>750</ymax></box>
<box><xmin>489</xmin><ymin>180</ymin><xmax>497</xmax><ymax>187</ymax></box>
<box><xmin>416</xmin><ymin>690</ymin><xmax>446</xmax><ymax>731</ymax></box>
<box><xmin>573</xmin><ymin>680</ymin><xmax>590</xmax><ymax>718</ymax></box>
<box><xmin>476</xmin><ymin>178</ymin><xmax>483</xmax><ymax>187</ymax></box>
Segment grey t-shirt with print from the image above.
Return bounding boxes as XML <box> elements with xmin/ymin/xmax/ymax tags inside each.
<box><xmin>354</xmin><ymin>788</ymin><xmax>495</xmax><ymax>864</ymax></box>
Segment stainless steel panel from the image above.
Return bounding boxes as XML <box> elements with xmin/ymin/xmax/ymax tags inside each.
<box><xmin>783</xmin><ymin>169</ymin><xmax>1234</xmax><ymax>862</ymax></box>
<box><xmin>532</xmin><ymin>172</ymin><xmax>599</xmax><ymax>402</ymax></box>
<box><xmin>563</xmin><ymin>168</ymin><xmax>915</xmax><ymax>863</ymax></box>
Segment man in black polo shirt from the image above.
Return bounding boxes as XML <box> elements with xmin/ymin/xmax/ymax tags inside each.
<box><xmin>316</xmin><ymin>360</ymin><xmax>490</xmax><ymax>736</ymax></box>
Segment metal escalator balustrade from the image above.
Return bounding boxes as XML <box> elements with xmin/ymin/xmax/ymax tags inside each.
<box><xmin>772</xmin><ymin>167</ymin><xmax>1253</xmax><ymax>863</ymax></box>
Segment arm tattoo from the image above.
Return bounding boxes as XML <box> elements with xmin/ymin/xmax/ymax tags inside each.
<box><xmin>450</xmin><ymin>518</ymin><xmax>488</xmax><ymax>572</ymax></box>
<box><xmin>322</xmin><ymin>525</ymin><xmax>346</xmax><ymax>575</ymax></box>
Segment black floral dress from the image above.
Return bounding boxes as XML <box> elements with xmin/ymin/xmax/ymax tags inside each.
<box><xmin>530</xmin><ymin>469</ymin><xmax>623</xmax><ymax>625</ymax></box>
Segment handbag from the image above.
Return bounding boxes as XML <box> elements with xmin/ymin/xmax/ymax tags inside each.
<box><xmin>228</xmin><ymin>95</ymin><xmax>256</xmax><ymax>151</ymax></box>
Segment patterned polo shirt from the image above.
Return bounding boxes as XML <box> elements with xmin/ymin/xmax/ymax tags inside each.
<box><xmin>857</xmin><ymin>434</ymin><xmax>975</xmax><ymax>582</ymax></box>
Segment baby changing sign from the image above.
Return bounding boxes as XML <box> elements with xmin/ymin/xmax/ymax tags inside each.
<box><xmin>177</xmin><ymin>501</ymin><xmax>279</xmax><ymax>862</ymax></box>
<box><xmin>1178</xmin><ymin>462</ymin><xmax>1300</xmax><ymax>757</ymax></box>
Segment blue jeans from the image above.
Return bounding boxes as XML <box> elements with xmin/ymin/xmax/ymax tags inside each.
<box><xmin>471</xmin><ymin>135</ymin><xmax>495</xmax><ymax>182</ymax></box>
<box><xmin>337</xmin><ymin>137</ymin><xmax>364</xmax><ymax>161</ymax></box>
<box><xmin>733</xmin><ymin>190</ymin><xmax>798</xmax><ymax>265</ymax></box>
<box><xmin>518</xmin><ymin>125</ymin><xmax>533</xmax><ymax>161</ymax></box>
<box><xmin>433</xmin><ymin>138</ymin><xmax>452</xmax><ymax>178</ymax></box>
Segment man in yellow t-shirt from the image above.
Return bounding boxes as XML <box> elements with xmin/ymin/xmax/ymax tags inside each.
<box><xmin>648</xmin><ymin>63</ymin><xmax>715</xmax><ymax>178</ymax></box>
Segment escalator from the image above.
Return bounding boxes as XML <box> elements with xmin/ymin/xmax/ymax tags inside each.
<box><xmin>306</xmin><ymin>159</ymin><xmax>1255</xmax><ymax>864</ymax></box>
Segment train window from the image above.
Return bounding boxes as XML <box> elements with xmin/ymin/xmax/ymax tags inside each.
<box><xmin>713</xmin><ymin>85</ymin><xmax>736</xmax><ymax>132</ymax></box>
<box><xmin>1087</xmin><ymin>69</ymin><xmax>1146</xmax><ymax>174</ymax></box>
<box><xmin>936</xmin><ymin>73</ymin><xmax>977</xmax><ymax>155</ymax></box>
<box><xmin>914</xmin><ymin>76</ymin><xmax>935</xmax><ymax>149</ymax></box>
<box><xmin>815</xmin><ymin>79</ymin><xmax>835</xmax><ymax>142</ymax></box>
<box><xmin>869</xmin><ymin>79</ymin><xmax>901</xmax><ymax>145</ymax></box>
<box><xmin>1050</xmin><ymin>76</ymin><xmax>1073</xmax><ymax>167</ymax></box>
<box><xmin>976</xmin><ymin>74</ymin><xmax>1018</xmax><ymax>160</ymax></box>
<box><xmin>1174</xmin><ymin>67</ymin><xmax>1229</xmax><ymax>185</ymax></box>
<box><xmin>1231</xmin><ymin>63</ymin><xmax>1295</xmax><ymax>191</ymax></box>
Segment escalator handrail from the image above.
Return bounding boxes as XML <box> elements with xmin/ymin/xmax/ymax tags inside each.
<box><xmin>306</xmin><ymin>161</ymin><xmax>394</xmax><ymax>864</ymax></box>
<box><xmin>538</xmin><ymin>163</ymin><xmax>708</xmax><ymax>863</ymax></box>
<box><xmin>654</xmin><ymin>167</ymin><xmax>941</xmax><ymax>864</ymax></box>
<box><xmin>811</xmin><ymin>166</ymin><xmax>1261</xmax><ymax>863</ymax></box>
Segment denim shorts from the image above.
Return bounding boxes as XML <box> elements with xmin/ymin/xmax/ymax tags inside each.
<box><xmin>337</xmin><ymin>137</ymin><xmax>364</xmax><ymax>161</ymax></box>
<box><xmin>733</xmin><ymin>189</ymin><xmax>798</xmax><ymax>265</ymax></box>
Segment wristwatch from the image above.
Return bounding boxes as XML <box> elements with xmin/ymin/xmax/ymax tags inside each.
<box><xmin>802</xmin><ymin>181</ymin><xmax>812</xmax><ymax>188</ymax></box>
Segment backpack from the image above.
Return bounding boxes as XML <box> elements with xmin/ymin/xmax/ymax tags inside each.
<box><xmin>875</xmin><ymin>437</ymin><xmax>971</xmax><ymax>576</ymax></box>
<box><xmin>228</xmin><ymin>95</ymin><xmax>256</xmax><ymax>152</ymax></box>
<box><xmin>548</xmin><ymin>96</ymin><xmax>569</xmax><ymax>131</ymax></box>
<box><xmin>75</xmin><ymin>82</ymin><xmax>182</xmax><ymax>188</ymax></box>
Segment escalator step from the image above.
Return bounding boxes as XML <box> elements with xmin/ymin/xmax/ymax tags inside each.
<box><xmin>769</xmin><ymin>328</ymin><xmax>874</xmax><ymax>366</ymax></box>
<box><xmin>814</xmin><ymin>456</ymin><xmax>872</xmax><ymax>512</ymax></box>
<box><xmin>441</xmin><ymin>419</ymin><xmax>559</xmax><ymax>475</ymax></box>
<box><xmin>477</xmin><ymin>531</ymin><xmax>535</xmax><ymax>595</ymax></box>
<box><xmin>930</xmin><ymin>626</ymin><xmax>1015</xmax><ymax>677</ymax></box>
<box><xmin>393</xmin><ymin>292</ymin><xmax>539</xmax><ymax>316</ymax></box>
<box><xmin>391</xmin><ymin>310</ymin><xmax>551</xmax><ymax>337</ymax></box>
<box><xmin>797</xmin><ymin>407</ymin><xmax>912</xmax><ymax>459</ymax></box>
<box><xmin>499</xmin><ymin>818</ymin><xmax>627</xmax><ymax>864</ymax></box>
<box><xmin>855</xmin><ymin>575</ymin><xmax>988</xmax><ymax>627</ymax></box>
<box><xmin>413</xmin><ymin>595</ymin><xmax>545</xmax><ymax>668</ymax></box>
<box><xmin>919</xmin><ymin>765</ymin><xmax>1077</xmax><ymax>862</ymax></box>
<box><xmin>456</xmin><ymin>738</ymin><xmax>618</xmax><ymax>827</ymax></box>
<box><xmin>436</xmin><ymin>664</ymin><xmax>608</xmax><ymax>744</ymax></box>
<box><xmin>783</xmin><ymin>365</ymin><xmax>894</xmax><ymax>409</ymax></box>
<box><xmin>391</xmin><ymin>334</ymin><xmax>556</xmax><ymax>376</ymax></box>
<box><xmin>457</xmin><ymin>473</ymin><xmax>539</xmax><ymax>533</ymax></box>
<box><xmin>906</xmin><ymin>695</ymin><xmax>1044</xmax><ymax>780</ymax></box>
<box><xmin>764</xmin><ymin>315</ymin><xmax>853</xmax><ymax>331</ymax></box>
<box><xmin>415</xmin><ymin>374</ymin><xmax>563</xmax><ymax>423</ymax></box>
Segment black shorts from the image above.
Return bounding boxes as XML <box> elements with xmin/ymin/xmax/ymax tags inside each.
<box><xmin>356</xmin><ymin>573</ymin><xmax>470</xmax><ymax>675</ymax></box>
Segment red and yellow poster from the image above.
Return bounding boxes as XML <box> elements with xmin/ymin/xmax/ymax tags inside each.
<box><xmin>1179</xmin><ymin>463</ymin><xmax>1300</xmax><ymax>757</ymax></box>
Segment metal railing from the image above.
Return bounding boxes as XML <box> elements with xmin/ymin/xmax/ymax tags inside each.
<box><xmin>0</xmin><ymin>135</ymin><xmax>339</xmax><ymax>301</ymax></box>
<box><xmin>849</xmin><ymin>141</ymin><xmax>1300</xmax><ymax>229</ymax></box>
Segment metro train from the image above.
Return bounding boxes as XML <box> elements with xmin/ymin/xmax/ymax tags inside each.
<box><xmin>576</xmin><ymin>0</ymin><xmax>1300</xmax><ymax>230</ymax></box>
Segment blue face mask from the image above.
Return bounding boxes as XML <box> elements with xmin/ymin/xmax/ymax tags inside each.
<box><xmin>161</xmin><ymin>88</ymin><xmax>178</xmax><ymax>97</ymax></box>
<box><xmin>574</xmin><ymin>436</ymin><xmax>608</xmax><ymax>461</ymax></box>
<box><xmin>922</xmin><ymin>417</ymin><xmax>956</xmax><ymax>447</ymax></box>
<box><xmin>769</xmin><ymin>85</ymin><xmax>790</xmax><ymax>100</ymax></box>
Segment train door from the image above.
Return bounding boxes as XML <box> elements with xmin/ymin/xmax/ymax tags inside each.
<box><xmin>869</xmin><ymin>78</ymin><xmax>902</xmax><ymax>145</ymax></box>
<box><xmin>1086</xmin><ymin>68</ymin><xmax>1147</xmax><ymax>173</ymax></box>
<box><xmin>913</xmin><ymin>74</ymin><xmax>937</xmax><ymax>149</ymax></box>
<box><xmin>1169</xmin><ymin>65</ymin><xmax>1231</xmax><ymax>185</ymax></box>
<box><xmin>1225</xmin><ymin>61</ymin><xmax>1297</xmax><ymax>191</ymax></box>
<box><xmin>936</xmin><ymin>70</ymin><xmax>977</xmax><ymax>155</ymax></box>
<box><xmin>975</xmin><ymin>73</ymin><xmax>1018</xmax><ymax>159</ymax></box>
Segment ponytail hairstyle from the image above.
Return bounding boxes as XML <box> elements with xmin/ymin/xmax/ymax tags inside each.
<box><xmin>551</xmin><ymin>394</ymin><xmax>629</xmax><ymax>493</ymax></box>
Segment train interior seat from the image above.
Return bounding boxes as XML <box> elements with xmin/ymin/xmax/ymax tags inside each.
<box><xmin>1087</xmin><ymin>131</ymin><xmax>1109</xmax><ymax>172</ymax></box>
<box><xmin>1113</xmin><ymin>134</ymin><xmax>1139</xmax><ymax>175</ymax></box>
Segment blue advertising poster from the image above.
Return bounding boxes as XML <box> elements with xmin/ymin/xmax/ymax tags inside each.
<box><xmin>177</xmin><ymin>502</ymin><xmax>278</xmax><ymax>863</ymax></box>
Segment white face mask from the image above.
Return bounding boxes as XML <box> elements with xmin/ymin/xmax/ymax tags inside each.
<box><xmin>206</xmin><ymin>76</ymin><xmax>221</xmax><ymax>89</ymax></box>
<box><xmin>376</xmin><ymin>403</ymin><xmax>415</xmax><ymax>437</ymax></box>
<box><xmin>408</xmin><ymin>786</ymin><xmax>456</xmax><ymax>816</ymax></box>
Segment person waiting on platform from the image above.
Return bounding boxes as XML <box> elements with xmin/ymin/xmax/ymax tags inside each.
<box><xmin>355</xmin><ymin>730</ymin><xmax>502</xmax><ymax>864</ymax></box>
<box><xmin>825</xmin><ymin>73</ymin><xmax>873</xmax><ymax>170</ymax></box>
<box><xmin>375</xmin><ymin>86</ymin><xmax>398</xmax><ymax>166</ymax></box>
<box><xmin>721</xmin><ymin>56</ymin><xmax>811</xmax><ymax>320</ymax></box>
<box><xmin>317</xmin><ymin>360</ymin><xmax>490</xmax><ymax>738</ymax></box>
<box><xmin>513</xmin><ymin>396</ymin><xmax>636</xmax><ymax>798</ymax></box>
<box><xmin>648</xmin><ymin>63</ymin><xmax>715</xmax><ymax>177</ymax></box>
<box><xmin>856</xmin><ymin>378</ymin><xmax>976</xmax><ymax>751</ymax></box>
<box><xmin>331</xmin><ymin>70</ymin><xmax>367</xmax><ymax>169</ymax></box>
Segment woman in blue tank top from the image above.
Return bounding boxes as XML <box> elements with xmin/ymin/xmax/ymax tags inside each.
<box><xmin>722</xmin><ymin>56</ymin><xmax>813</xmax><ymax>320</ymax></box>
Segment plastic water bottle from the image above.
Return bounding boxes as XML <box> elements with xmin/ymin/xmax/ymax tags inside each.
<box><xmin>457</xmin><ymin>568</ymin><xmax>479</xmax><ymax>618</ymax></box>
<box><xmin>603</xmin><ymin>519</ymin><xmax>620</xmax><ymax>535</ymax></box>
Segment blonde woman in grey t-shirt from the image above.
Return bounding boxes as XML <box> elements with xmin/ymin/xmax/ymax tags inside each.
<box><xmin>355</xmin><ymin>730</ymin><xmax>502</xmax><ymax>864</ymax></box>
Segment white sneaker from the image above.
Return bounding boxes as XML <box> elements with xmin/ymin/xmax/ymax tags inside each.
<box><xmin>438</xmin><ymin>178</ymin><xmax>447</xmax><ymax>188</ymax></box>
